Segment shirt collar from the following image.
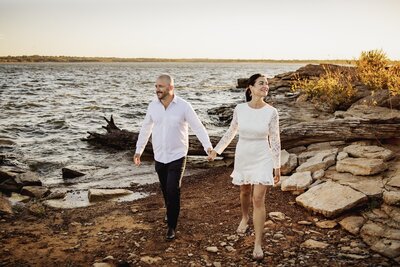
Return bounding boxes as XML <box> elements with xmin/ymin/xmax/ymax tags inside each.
<box><xmin>154</xmin><ymin>94</ymin><xmax>179</xmax><ymax>105</ymax></box>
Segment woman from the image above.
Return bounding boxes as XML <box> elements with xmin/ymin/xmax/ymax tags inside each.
<box><xmin>208</xmin><ymin>73</ymin><xmax>281</xmax><ymax>261</ymax></box>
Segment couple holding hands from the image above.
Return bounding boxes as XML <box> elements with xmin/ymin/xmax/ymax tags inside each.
<box><xmin>133</xmin><ymin>73</ymin><xmax>281</xmax><ymax>261</ymax></box>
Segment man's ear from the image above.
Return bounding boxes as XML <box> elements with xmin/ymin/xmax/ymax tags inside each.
<box><xmin>168</xmin><ymin>85</ymin><xmax>174</xmax><ymax>92</ymax></box>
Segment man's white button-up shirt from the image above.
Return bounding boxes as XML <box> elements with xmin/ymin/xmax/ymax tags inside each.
<box><xmin>135</xmin><ymin>95</ymin><xmax>212</xmax><ymax>164</ymax></box>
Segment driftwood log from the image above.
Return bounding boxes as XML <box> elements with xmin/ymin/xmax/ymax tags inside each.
<box><xmin>83</xmin><ymin>106</ymin><xmax>400</xmax><ymax>158</ymax></box>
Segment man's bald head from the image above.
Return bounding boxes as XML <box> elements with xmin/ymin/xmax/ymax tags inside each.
<box><xmin>157</xmin><ymin>74</ymin><xmax>174</xmax><ymax>87</ymax></box>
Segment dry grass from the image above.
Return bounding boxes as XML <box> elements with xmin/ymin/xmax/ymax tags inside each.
<box><xmin>292</xmin><ymin>49</ymin><xmax>400</xmax><ymax>111</ymax></box>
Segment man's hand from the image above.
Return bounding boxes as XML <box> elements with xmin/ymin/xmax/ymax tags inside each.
<box><xmin>207</xmin><ymin>150</ymin><xmax>217</xmax><ymax>161</ymax></box>
<box><xmin>133</xmin><ymin>153</ymin><xmax>141</xmax><ymax>166</ymax></box>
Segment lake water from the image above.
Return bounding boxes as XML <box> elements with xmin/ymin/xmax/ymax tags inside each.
<box><xmin>0</xmin><ymin>62</ymin><xmax>305</xmax><ymax>191</ymax></box>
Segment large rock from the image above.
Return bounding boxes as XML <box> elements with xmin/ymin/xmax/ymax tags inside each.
<box><xmin>336</xmin><ymin>158</ymin><xmax>387</xmax><ymax>176</ymax></box>
<box><xmin>0</xmin><ymin>195</ymin><xmax>13</xmax><ymax>214</ymax></box>
<box><xmin>88</xmin><ymin>189</ymin><xmax>133</xmax><ymax>202</ymax></box>
<box><xmin>280</xmin><ymin>150</ymin><xmax>298</xmax><ymax>175</ymax></box>
<box><xmin>381</xmin><ymin>204</ymin><xmax>400</xmax><ymax>224</ymax></box>
<box><xmin>15</xmin><ymin>171</ymin><xmax>42</xmax><ymax>186</ymax></box>
<box><xmin>388</xmin><ymin>173</ymin><xmax>400</xmax><ymax>188</ymax></box>
<box><xmin>296</xmin><ymin>181</ymin><xmax>368</xmax><ymax>218</ymax></box>
<box><xmin>21</xmin><ymin>186</ymin><xmax>50</xmax><ymax>199</ymax></box>
<box><xmin>0</xmin><ymin>167</ymin><xmax>22</xmax><ymax>193</ymax></box>
<box><xmin>325</xmin><ymin>171</ymin><xmax>384</xmax><ymax>198</ymax></box>
<box><xmin>8</xmin><ymin>192</ymin><xmax>30</xmax><ymax>204</ymax></box>
<box><xmin>281</xmin><ymin>171</ymin><xmax>313</xmax><ymax>192</ymax></box>
<box><xmin>343</xmin><ymin>144</ymin><xmax>395</xmax><ymax>161</ymax></box>
<box><xmin>61</xmin><ymin>165</ymin><xmax>108</xmax><ymax>179</ymax></box>
<box><xmin>360</xmin><ymin>221</ymin><xmax>400</xmax><ymax>259</ymax></box>
<box><xmin>383</xmin><ymin>190</ymin><xmax>400</xmax><ymax>206</ymax></box>
<box><xmin>296</xmin><ymin>149</ymin><xmax>337</xmax><ymax>173</ymax></box>
<box><xmin>298</xmin><ymin>148</ymin><xmax>338</xmax><ymax>165</ymax></box>
<box><xmin>0</xmin><ymin>168</ymin><xmax>42</xmax><ymax>193</ymax></box>
<box><xmin>339</xmin><ymin>216</ymin><xmax>365</xmax><ymax>235</ymax></box>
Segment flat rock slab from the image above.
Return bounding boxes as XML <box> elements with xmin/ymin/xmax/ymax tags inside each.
<box><xmin>296</xmin><ymin>180</ymin><xmax>368</xmax><ymax>218</ymax></box>
<box><xmin>281</xmin><ymin>171</ymin><xmax>312</xmax><ymax>191</ymax></box>
<box><xmin>343</xmin><ymin>144</ymin><xmax>395</xmax><ymax>161</ymax></box>
<box><xmin>325</xmin><ymin>171</ymin><xmax>384</xmax><ymax>198</ymax></box>
<box><xmin>88</xmin><ymin>188</ymin><xmax>133</xmax><ymax>202</ymax></box>
<box><xmin>336</xmin><ymin>158</ymin><xmax>387</xmax><ymax>176</ymax></box>
<box><xmin>339</xmin><ymin>216</ymin><xmax>365</xmax><ymax>235</ymax></box>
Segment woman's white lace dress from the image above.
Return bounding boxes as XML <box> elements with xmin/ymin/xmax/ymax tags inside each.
<box><xmin>214</xmin><ymin>103</ymin><xmax>281</xmax><ymax>185</ymax></box>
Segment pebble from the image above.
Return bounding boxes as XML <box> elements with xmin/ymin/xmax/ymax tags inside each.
<box><xmin>298</xmin><ymin>220</ymin><xmax>313</xmax><ymax>225</ymax></box>
<box><xmin>225</xmin><ymin>246</ymin><xmax>236</xmax><ymax>252</ymax></box>
<box><xmin>206</xmin><ymin>246</ymin><xmax>218</xmax><ymax>253</ymax></box>
<box><xmin>213</xmin><ymin>262</ymin><xmax>222</xmax><ymax>267</ymax></box>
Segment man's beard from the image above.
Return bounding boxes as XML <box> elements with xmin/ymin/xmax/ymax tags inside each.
<box><xmin>156</xmin><ymin>91</ymin><xmax>168</xmax><ymax>100</ymax></box>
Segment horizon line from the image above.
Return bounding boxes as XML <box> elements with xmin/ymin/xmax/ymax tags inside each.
<box><xmin>2</xmin><ymin>54</ymin><xmax>399</xmax><ymax>63</ymax></box>
<box><xmin>0</xmin><ymin>55</ymin><xmax>360</xmax><ymax>63</ymax></box>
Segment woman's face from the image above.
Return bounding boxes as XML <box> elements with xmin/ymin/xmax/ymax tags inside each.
<box><xmin>250</xmin><ymin>76</ymin><xmax>269</xmax><ymax>97</ymax></box>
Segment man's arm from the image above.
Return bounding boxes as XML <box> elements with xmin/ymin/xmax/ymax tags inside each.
<box><xmin>185</xmin><ymin>103</ymin><xmax>212</xmax><ymax>154</ymax></box>
<box><xmin>133</xmin><ymin>106</ymin><xmax>154</xmax><ymax>166</ymax></box>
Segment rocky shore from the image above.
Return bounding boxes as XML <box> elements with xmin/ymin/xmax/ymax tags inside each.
<box><xmin>1</xmin><ymin>63</ymin><xmax>400</xmax><ymax>266</ymax></box>
<box><xmin>1</xmin><ymin>165</ymin><xmax>398</xmax><ymax>266</ymax></box>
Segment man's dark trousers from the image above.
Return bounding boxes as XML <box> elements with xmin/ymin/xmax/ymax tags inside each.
<box><xmin>155</xmin><ymin>157</ymin><xmax>186</xmax><ymax>230</ymax></box>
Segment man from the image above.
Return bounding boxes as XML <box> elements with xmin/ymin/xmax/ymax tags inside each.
<box><xmin>134</xmin><ymin>74</ymin><xmax>212</xmax><ymax>241</ymax></box>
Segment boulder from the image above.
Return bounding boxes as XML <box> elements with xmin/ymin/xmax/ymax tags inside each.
<box><xmin>325</xmin><ymin>171</ymin><xmax>384</xmax><ymax>198</ymax></box>
<box><xmin>343</xmin><ymin>144</ymin><xmax>395</xmax><ymax>161</ymax></box>
<box><xmin>312</xmin><ymin>169</ymin><xmax>325</xmax><ymax>180</ymax></box>
<box><xmin>88</xmin><ymin>189</ymin><xmax>133</xmax><ymax>202</ymax></box>
<box><xmin>336</xmin><ymin>158</ymin><xmax>387</xmax><ymax>176</ymax></box>
<box><xmin>0</xmin><ymin>195</ymin><xmax>13</xmax><ymax>214</ymax></box>
<box><xmin>281</xmin><ymin>171</ymin><xmax>312</xmax><ymax>192</ymax></box>
<box><xmin>280</xmin><ymin>150</ymin><xmax>298</xmax><ymax>175</ymax></box>
<box><xmin>383</xmin><ymin>190</ymin><xmax>400</xmax><ymax>206</ymax></box>
<box><xmin>15</xmin><ymin>171</ymin><xmax>42</xmax><ymax>186</ymax></box>
<box><xmin>61</xmin><ymin>165</ymin><xmax>108</xmax><ymax>179</ymax></box>
<box><xmin>387</xmin><ymin>173</ymin><xmax>400</xmax><ymax>188</ymax></box>
<box><xmin>296</xmin><ymin>180</ymin><xmax>368</xmax><ymax>218</ymax></box>
<box><xmin>298</xmin><ymin>148</ymin><xmax>338</xmax><ymax>165</ymax></box>
<box><xmin>296</xmin><ymin>149</ymin><xmax>337</xmax><ymax>173</ymax></box>
<box><xmin>21</xmin><ymin>186</ymin><xmax>50</xmax><ymax>199</ymax></box>
<box><xmin>381</xmin><ymin>204</ymin><xmax>400</xmax><ymax>224</ymax></box>
<box><xmin>8</xmin><ymin>192</ymin><xmax>30</xmax><ymax>204</ymax></box>
<box><xmin>339</xmin><ymin>216</ymin><xmax>365</xmax><ymax>235</ymax></box>
<box><xmin>62</xmin><ymin>168</ymin><xmax>85</xmax><ymax>179</ymax></box>
<box><xmin>360</xmin><ymin>221</ymin><xmax>400</xmax><ymax>258</ymax></box>
<box><xmin>337</xmin><ymin>152</ymin><xmax>348</xmax><ymax>161</ymax></box>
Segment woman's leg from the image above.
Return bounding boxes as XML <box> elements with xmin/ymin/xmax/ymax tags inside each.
<box><xmin>252</xmin><ymin>184</ymin><xmax>267</xmax><ymax>258</ymax></box>
<box><xmin>237</xmin><ymin>184</ymin><xmax>252</xmax><ymax>233</ymax></box>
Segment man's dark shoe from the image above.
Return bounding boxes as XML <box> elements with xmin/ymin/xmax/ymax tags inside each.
<box><xmin>166</xmin><ymin>228</ymin><xmax>175</xmax><ymax>241</ymax></box>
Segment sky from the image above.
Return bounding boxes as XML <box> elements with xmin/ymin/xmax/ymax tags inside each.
<box><xmin>0</xmin><ymin>0</ymin><xmax>399</xmax><ymax>60</ymax></box>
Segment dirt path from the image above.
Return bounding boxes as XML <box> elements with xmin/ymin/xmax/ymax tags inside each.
<box><xmin>0</xmin><ymin>167</ymin><xmax>395</xmax><ymax>266</ymax></box>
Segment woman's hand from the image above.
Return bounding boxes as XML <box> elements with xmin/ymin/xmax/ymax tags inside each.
<box><xmin>133</xmin><ymin>153</ymin><xmax>141</xmax><ymax>166</ymax></box>
<box><xmin>273</xmin><ymin>168</ymin><xmax>281</xmax><ymax>184</ymax></box>
<box><xmin>207</xmin><ymin>150</ymin><xmax>217</xmax><ymax>161</ymax></box>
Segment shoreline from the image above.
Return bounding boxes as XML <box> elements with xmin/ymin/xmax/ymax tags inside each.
<box><xmin>0</xmin><ymin>167</ymin><xmax>394</xmax><ymax>266</ymax></box>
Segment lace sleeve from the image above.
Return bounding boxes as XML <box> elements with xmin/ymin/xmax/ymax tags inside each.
<box><xmin>269</xmin><ymin>108</ymin><xmax>281</xmax><ymax>168</ymax></box>
<box><xmin>214</xmin><ymin>107</ymin><xmax>238</xmax><ymax>155</ymax></box>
